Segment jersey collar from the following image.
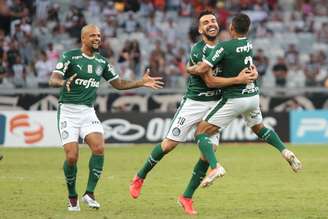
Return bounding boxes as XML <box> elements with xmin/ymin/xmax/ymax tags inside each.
<box><xmin>206</xmin><ymin>44</ymin><xmax>215</xmax><ymax>48</ymax></box>
<box><xmin>82</xmin><ymin>53</ymin><xmax>95</xmax><ymax>59</ymax></box>
<box><xmin>237</xmin><ymin>37</ymin><xmax>247</xmax><ymax>40</ymax></box>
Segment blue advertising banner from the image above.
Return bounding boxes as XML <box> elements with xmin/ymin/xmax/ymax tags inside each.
<box><xmin>0</xmin><ymin>114</ymin><xmax>5</xmax><ymax>144</ymax></box>
<box><xmin>290</xmin><ymin>110</ymin><xmax>328</xmax><ymax>144</ymax></box>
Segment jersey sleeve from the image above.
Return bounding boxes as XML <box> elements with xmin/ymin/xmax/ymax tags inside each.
<box><xmin>188</xmin><ymin>45</ymin><xmax>202</xmax><ymax>66</ymax></box>
<box><xmin>53</xmin><ymin>52</ymin><xmax>71</xmax><ymax>76</ymax></box>
<box><xmin>103</xmin><ymin>61</ymin><xmax>119</xmax><ymax>82</ymax></box>
<box><xmin>203</xmin><ymin>44</ymin><xmax>225</xmax><ymax>68</ymax></box>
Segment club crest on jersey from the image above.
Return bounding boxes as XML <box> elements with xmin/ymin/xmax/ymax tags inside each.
<box><xmin>95</xmin><ymin>65</ymin><xmax>103</xmax><ymax>76</ymax></box>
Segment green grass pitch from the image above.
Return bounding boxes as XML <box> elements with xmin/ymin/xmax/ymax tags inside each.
<box><xmin>0</xmin><ymin>144</ymin><xmax>327</xmax><ymax>219</ymax></box>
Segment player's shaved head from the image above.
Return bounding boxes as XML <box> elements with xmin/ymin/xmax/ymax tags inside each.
<box><xmin>81</xmin><ymin>24</ymin><xmax>100</xmax><ymax>38</ymax></box>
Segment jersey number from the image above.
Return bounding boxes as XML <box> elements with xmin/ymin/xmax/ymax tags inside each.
<box><xmin>244</xmin><ymin>56</ymin><xmax>253</xmax><ymax>67</ymax></box>
<box><xmin>87</xmin><ymin>65</ymin><xmax>93</xmax><ymax>73</ymax></box>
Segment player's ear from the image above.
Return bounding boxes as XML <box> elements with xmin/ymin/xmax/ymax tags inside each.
<box><xmin>198</xmin><ymin>27</ymin><xmax>203</xmax><ymax>35</ymax></box>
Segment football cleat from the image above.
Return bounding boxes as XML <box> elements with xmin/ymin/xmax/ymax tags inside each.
<box><xmin>129</xmin><ymin>175</ymin><xmax>144</xmax><ymax>199</ymax></box>
<box><xmin>177</xmin><ymin>195</ymin><xmax>197</xmax><ymax>215</ymax></box>
<box><xmin>81</xmin><ymin>193</ymin><xmax>100</xmax><ymax>209</ymax></box>
<box><xmin>200</xmin><ymin>163</ymin><xmax>225</xmax><ymax>188</ymax></box>
<box><xmin>68</xmin><ymin>196</ymin><xmax>80</xmax><ymax>211</ymax></box>
<box><xmin>282</xmin><ymin>149</ymin><xmax>302</xmax><ymax>172</ymax></box>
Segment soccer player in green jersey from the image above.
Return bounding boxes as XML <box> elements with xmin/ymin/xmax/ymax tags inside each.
<box><xmin>49</xmin><ymin>24</ymin><xmax>163</xmax><ymax>211</ymax></box>
<box><xmin>129</xmin><ymin>11</ymin><xmax>258</xmax><ymax>215</ymax></box>
<box><xmin>187</xmin><ymin>13</ymin><xmax>302</xmax><ymax>188</ymax></box>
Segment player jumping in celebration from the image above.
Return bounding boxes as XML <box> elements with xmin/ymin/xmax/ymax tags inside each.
<box><xmin>49</xmin><ymin>24</ymin><xmax>163</xmax><ymax>211</ymax></box>
<box><xmin>187</xmin><ymin>13</ymin><xmax>302</xmax><ymax>188</ymax></box>
<box><xmin>130</xmin><ymin>11</ymin><xmax>258</xmax><ymax>215</ymax></box>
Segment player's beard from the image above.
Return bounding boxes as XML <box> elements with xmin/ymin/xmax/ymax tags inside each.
<box><xmin>204</xmin><ymin>33</ymin><xmax>217</xmax><ymax>42</ymax></box>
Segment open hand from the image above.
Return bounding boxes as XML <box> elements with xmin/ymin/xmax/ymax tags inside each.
<box><xmin>142</xmin><ymin>69</ymin><xmax>164</xmax><ymax>89</ymax></box>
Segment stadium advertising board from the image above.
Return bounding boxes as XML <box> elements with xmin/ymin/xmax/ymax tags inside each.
<box><xmin>98</xmin><ymin>112</ymin><xmax>289</xmax><ymax>144</ymax></box>
<box><xmin>1</xmin><ymin>93</ymin><xmax>328</xmax><ymax>112</ymax></box>
<box><xmin>0</xmin><ymin>111</ymin><xmax>61</xmax><ymax>147</ymax></box>
<box><xmin>290</xmin><ymin>110</ymin><xmax>328</xmax><ymax>144</ymax></box>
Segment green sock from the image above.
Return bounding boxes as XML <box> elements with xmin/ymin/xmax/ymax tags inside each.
<box><xmin>86</xmin><ymin>154</ymin><xmax>104</xmax><ymax>193</ymax></box>
<box><xmin>137</xmin><ymin>144</ymin><xmax>165</xmax><ymax>179</ymax></box>
<box><xmin>63</xmin><ymin>160</ymin><xmax>77</xmax><ymax>197</ymax></box>
<box><xmin>183</xmin><ymin>159</ymin><xmax>209</xmax><ymax>198</ymax></box>
<box><xmin>195</xmin><ymin>134</ymin><xmax>217</xmax><ymax>169</ymax></box>
<box><xmin>257</xmin><ymin>127</ymin><xmax>286</xmax><ymax>152</ymax></box>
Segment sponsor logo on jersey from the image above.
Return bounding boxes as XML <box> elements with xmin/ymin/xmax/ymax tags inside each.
<box><xmin>212</xmin><ymin>47</ymin><xmax>224</xmax><ymax>61</ymax></box>
<box><xmin>198</xmin><ymin>90</ymin><xmax>221</xmax><ymax>97</ymax></box>
<box><xmin>72</xmin><ymin>55</ymin><xmax>83</xmax><ymax>60</ymax></box>
<box><xmin>9</xmin><ymin>113</ymin><xmax>44</xmax><ymax>144</ymax></box>
<box><xmin>241</xmin><ymin>82</ymin><xmax>259</xmax><ymax>94</ymax></box>
<box><xmin>95</xmin><ymin>65</ymin><xmax>103</xmax><ymax>76</ymax></box>
<box><xmin>236</xmin><ymin>42</ymin><xmax>253</xmax><ymax>53</ymax></box>
<box><xmin>75</xmin><ymin>78</ymin><xmax>100</xmax><ymax>88</ymax></box>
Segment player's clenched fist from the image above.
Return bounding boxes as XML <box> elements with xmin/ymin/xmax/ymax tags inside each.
<box><xmin>65</xmin><ymin>73</ymin><xmax>77</xmax><ymax>92</ymax></box>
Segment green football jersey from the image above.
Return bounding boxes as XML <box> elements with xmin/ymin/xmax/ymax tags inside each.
<box><xmin>53</xmin><ymin>49</ymin><xmax>119</xmax><ymax>106</ymax></box>
<box><xmin>204</xmin><ymin>38</ymin><xmax>259</xmax><ymax>98</ymax></box>
<box><xmin>185</xmin><ymin>40</ymin><xmax>221</xmax><ymax>101</ymax></box>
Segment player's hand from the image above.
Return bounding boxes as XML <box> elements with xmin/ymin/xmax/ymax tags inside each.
<box><xmin>142</xmin><ymin>69</ymin><xmax>164</xmax><ymax>89</ymax></box>
<box><xmin>237</xmin><ymin>67</ymin><xmax>257</xmax><ymax>84</ymax></box>
<box><xmin>248</xmin><ymin>64</ymin><xmax>259</xmax><ymax>80</ymax></box>
<box><xmin>65</xmin><ymin>73</ymin><xmax>77</xmax><ymax>92</ymax></box>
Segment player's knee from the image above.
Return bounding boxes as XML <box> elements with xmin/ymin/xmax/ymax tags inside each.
<box><xmin>252</xmin><ymin>123</ymin><xmax>264</xmax><ymax>134</ymax></box>
<box><xmin>91</xmin><ymin>144</ymin><xmax>104</xmax><ymax>155</ymax></box>
<box><xmin>161</xmin><ymin>139</ymin><xmax>178</xmax><ymax>153</ymax></box>
<box><xmin>212</xmin><ymin>144</ymin><xmax>218</xmax><ymax>152</ymax></box>
<box><xmin>195</xmin><ymin>122</ymin><xmax>218</xmax><ymax>136</ymax></box>
<box><xmin>66</xmin><ymin>154</ymin><xmax>78</xmax><ymax>165</ymax></box>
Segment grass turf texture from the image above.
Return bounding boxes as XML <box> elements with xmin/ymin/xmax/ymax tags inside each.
<box><xmin>0</xmin><ymin>144</ymin><xmax>327</xmax><ymax>219</ymax></box>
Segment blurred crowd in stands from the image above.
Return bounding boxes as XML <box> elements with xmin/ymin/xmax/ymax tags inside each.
<box><xmin>0</xmin><ymin>0</ymin><xmax>328</xmax><ymax>89</ymax></box>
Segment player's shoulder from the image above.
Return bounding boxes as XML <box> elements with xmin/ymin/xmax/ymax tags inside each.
<box><xmin>94</xmin><ymin>53</ymin><xmax>108</xmax><ymax>64</ymax></box>
<box><xmin>61</xmin><ymin>49</ymin><xmax>81</xmax><ymax>58</ymax></box>
<box><xmin>190</xmin><ymin>40</ymin><xmax>205</xmax><ymax>53</ymax></box>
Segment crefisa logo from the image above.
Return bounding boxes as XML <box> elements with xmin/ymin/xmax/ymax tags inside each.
<box><xmin>9</xmin><ymin>114</ymin><xmax>44</xmax><ymax>144</ymax></box>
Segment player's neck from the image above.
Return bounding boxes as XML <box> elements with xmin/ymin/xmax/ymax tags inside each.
<box><xmin>202</xmin><ymin>37</ymin><xmax>217</xmax><ymax>46</ymax></box>
<box><xmin>81</xmin><ymin>45</ymin><xmax>94</xmax><ymax>57</ymax></box>
<box><xmin>232</xmin><ymin>33</ymin><xmax>247</xmax><ymax>39</ymax></box>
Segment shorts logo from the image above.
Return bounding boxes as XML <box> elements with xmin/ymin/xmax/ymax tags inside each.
<box><xmin>61</xmin><ymin>130</ymin><xmax>69</xmax><ymax>140</ymax></box>
<box><xmin>60</xmin><ymin>121</ymin><xmax>67</xmax><ymax>129</ymax></box>
<box><xmin>172</xmin><ymin>127</ymin><xmax>181</xmax><ymax>136</ymax></box>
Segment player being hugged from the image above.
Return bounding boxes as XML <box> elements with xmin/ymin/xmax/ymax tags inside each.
<box><xmin>187</xmin><ymin>13</ymin><xmax>302</xmax><ymax>188</ymax></box>
<box><xmin>49</xmin><ymin>24</ymin><xmax>163</xmax><ymax>211</ymax></box>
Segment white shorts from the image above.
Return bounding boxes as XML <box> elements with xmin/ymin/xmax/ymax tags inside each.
<box><xmin>204</xmin><ymin>95</ymin><xmax>263</xmax><ymax>131</ymax></box>
<box><xmin>57</xmin><ymin>103</ymin><xmax>104</xmax><ymax>145</ymax></box>
<box><xmin>166</xmin><ymin>98</ymin><xmax>220</xmax><ymax>145</ymax></box>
